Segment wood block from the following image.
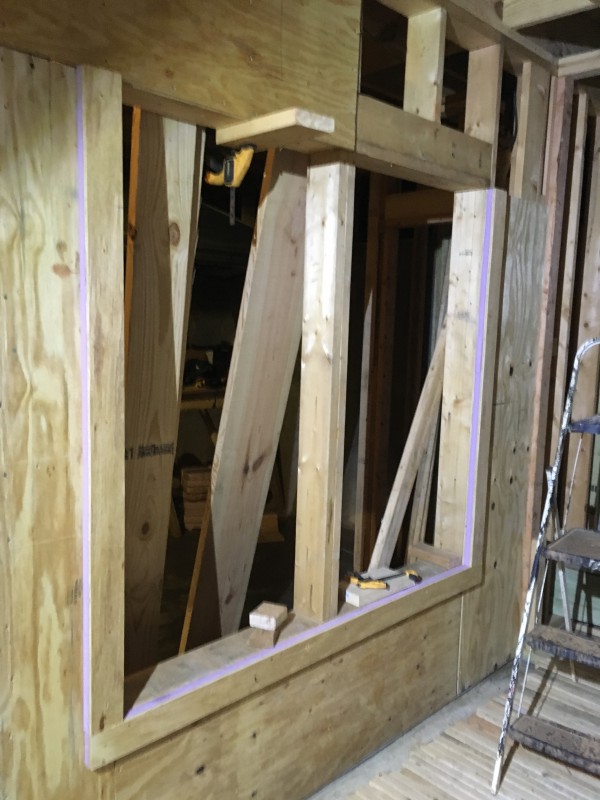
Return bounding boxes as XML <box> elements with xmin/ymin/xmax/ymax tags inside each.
<box><xmin>249</xmin><ymin>602</ymin><xmax>288</xmax><ymax>632</ymax></box>
<box><xmin>345</xmin><ymin>568</ymin><xmax>416</xmax><ymax>608</ymax></box>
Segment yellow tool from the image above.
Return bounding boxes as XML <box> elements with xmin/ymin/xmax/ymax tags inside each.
<box><xmin>204</xmin><ymin>144</ymin><xmax>255</xmax><ymax>225</ymax></box>
<box><xmin>348</xmin><ymin>568</ymin><xmax>422</xmax><ymax>591</ymax></box>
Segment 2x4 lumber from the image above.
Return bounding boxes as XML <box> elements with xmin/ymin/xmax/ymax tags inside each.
<box><xmin>377</xmin><ymin>0</ymin><xmax>556</xmax><ymax>69</ymax></box>
<box><xmin>464</xmin><ymin>44</ymin><xmax>503</xmax><ymax>180</ymax></box>
<box><xmin>215</xmin><ymin>107</ymin><xmax>335</xmax><ymax>154</ymax></box>
<box><xmin>294</xmin><ymin>160</ymin><xmax>356</xmax><ymax>622</ymax></box>
<box><xmin>356</xmin><ymin>94</ymin><xmax>492</xmax><ymax>191</ymax></box>
<box><xmin>354</xmin><ymin>175</ymin><xmax>397</xmax><ymax>570</ymax></box>
<box><xmin>503</xmin><ymin>0</ymin><xmax>600</xmax><ymax>30</ymax></box>
<box><xmin>564</xmin><ymin>116</ymin><xmax>600</xmax><ymax>529</ymax></box>
<box><xmin>522</xmin><ymin>76</ymin><xmax>574</xmax><ymax>593</ymax></box>
<box><xmin>212</xmin><ymin>149</ymin><xmax>308</xmax><ymax>635</ymax></box>
<box><xmin>510</xmin><ymin>62</ymin><xmax>551</xmax><ymax>201</ymax></box>
<box><xmin>124</xmin><ymin>113</ymin><xmax>202</xmax><ymax>673</ymax></box>
<box><xmin>558</xmin><ymin>49</ymin><xmax>600</xmax><ymax>80</ymax></box>
<box><xmin>404</xmin><ymin>8</ymin><xmax>447</xmax><ymax>122</ymax></box>
<box><xmin>551</xmin><ymin>91</ymin><xmax>590</xmax><ymax>457</ymax></box>
<box><xmin>77</xmin><ymin>66</ymin><xmax>126</xmax><ymax>742</ymax></box>
<box><xmin>458</xmin><ymin>196</ymin><xmax>548</xmax><ymax>691</ymax></box>
<box><xmin>384</xmin><ymin>188</ymin><xmax>454</xmax><ymax>227</ymax></box>
<box><xmin>0</xmin><ymin>0</ymin><xmax>360</xmax><ymax>149</ymax></box>
<box><xmin>369</xmin><ymin>324</ymin><xmax>446</xmax><ymax>570</ymax></box>
<box><xmin>435</xmin><ymin>190</ymin><xmax>507</xmax><ymax>563</ymax></box>
<box><xmin>0</xmin><ymin>49</ymin><xmax>109</xmax><ymax>796</ymax></box>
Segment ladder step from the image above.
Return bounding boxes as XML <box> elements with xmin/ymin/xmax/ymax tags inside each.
<box><xmin>543</xmin><ymin>528</ymin><xmax>600</xmax><ymax>572</ymax></box>
<box><xmin>509</xmin><ymin>716</ymin><xmax>600</xmax><ymax>776</ymax></box>
<box><xmin>569</xmin><ymin>414</ymin><xmax>600</xmax><ymax>434</ymax></box>
<box><xmin>526</xmin><ymin>624</ymin><xmax>600</xmax><ymax>668</ymax></box>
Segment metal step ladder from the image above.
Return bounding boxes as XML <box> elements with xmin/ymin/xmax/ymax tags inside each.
<box><xmin>492</xmin><ymin>337</ymin><xmax>600</xmax><ymax>794</ymax></box>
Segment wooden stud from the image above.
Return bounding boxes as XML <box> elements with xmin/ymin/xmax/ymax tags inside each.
<box><xmin>464</xmin><ymin>44</ymin><xmax>503</xmax><ymax>182</ymax></box>
<box><xmin>124</xmin><ymin>106</ymin><xmax>141</xmax><ymax>371</ymax></box>
<box><xmin>563</xmin><ymin>116</ymin><xmax>600</xmax><ymax>529</ymax></box>
<box><xmin>210</xmin><ymin>149</ymin><xmax>308</xmax><ymax>635</ymax></box>
<box><xmin>435</xmin><ymin>191</ymin><xmax>507</xmax><ymax>563</ymax></box>
<box><xmin>124</xmin><ymin>112</ymin><xmax>202</xmax><ymax>672</ymax></box>
<box><xmin>509</xmin><ymin>62</ymin><xmax>551</xmax><ymax>201</ymax></box>
<box><xmin>550</xmin><ymin>91</ymin><xmax>590</xmax><ymax>458</ymax></box>
<box><xmin>459</xmin><ymin>196</ymin><xmax>548</xmax><ymax>691</ymax></box>
<box><xmin>522</xmin><ymin>76</ymin><xmax>574</xmax><ymax>593</ymax></box>
<box><xmin>294</xmin><ymin>160</ymin><xmax>355</xmax><ymax>622</ymax></box>
<box><xmin>404</xmin><ymin>8</ymin><xmax>447</xmax><ymax>122</ymax></box>
<box><xmin>369</xmin><ymin>324</ymin><xmax>447</xmax><ymax>570</ymax></box>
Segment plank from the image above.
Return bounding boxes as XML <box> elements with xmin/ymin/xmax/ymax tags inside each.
<box><xmin>550</xmin><ymin>91</ymin><xmax>590</xmax><ymax>458</ymax></box>
<box><xmin>294</xmin><ymin>160</ymin><xmax>355</xmax><ymax>621</ymax></box>
<box><xmin>384</xmin><ymin>188</ymin><xmax>454</xmax><ymax>228</ymax></box>
<box><xmin>522</xmin><ymin>76</ymin><xmax>573</xmax><ymax>591</ymax></box>
<box><xmin>356</xmin><ymin>95</ymin><xmax>493</xmax><ymax>192</ymax></box>
<box><xmin>0</xmin><ymin>0</ymin><xmax>360</xmax><ymax>148</ymax></box>
<box><xmin>504</xmin><ymin>0</ymin><xmax>600</xmax><ymax>29</ymax></box>
<box><xmin>435</xmin><ymin>191</ymin><xmax>507</xmax><ymax>563</ymax></box>
<box><xmin>564</xmin><ymin>117</ymin><xmax>600</xmax><ymax>529</ymax></box>
<box><xmin>215</xmin><ymin>107</ymin><xmax>335</xmax><ymax>153</ymax></box>
<box><xmin>210</xmin><ymin>149</ymin><xmax>307</xmax><ymax>635</ymax></box>
<box><xmin>558</xmin><ymin>49</ymin><xmax>600</xmax><ymax>80</ymax></box>
<box><xmin>509</xmin><ymin>62</ymin><xmax>551</xmax><ymax>201</ymax></box>
<box><xmin>77</xmin><ymin>65</ymin><xmax>126</xmax><ymax>742</ymax></box>
<box><xmin>111</xmin><ymin>600</ymin><xmax>460</xmax><ymax>800</ymax></box>
<box><xmin>464</xmin><ymin>44</ymin><xmax>503</xmax><ymax>181</ymax></box>
<box><xmin>458</xmin><ymin>197</ymin><xmax>548</xmax><ymax>691</ymax></box>
<box><xmin>368</xmin><ymin>325</ymin><xmax>446</xmax><ymax>570</ymax></box>
<box><xmin>124</xmin><ymin>112</ymin><xmax>202</xmax><ymax>672</ymax></box>
<box><xmin>404</xmin><ymin>8</ymin><xmax>446</xmax><ymax>122</ymax></box>
<box><xmin>0</xmin><ymin>48</ymin><xmax>109</xmax><ymax>799</ymax></box>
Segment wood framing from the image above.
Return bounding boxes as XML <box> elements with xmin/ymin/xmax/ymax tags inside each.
<box><xmin>464</xmin><ymin>44</ymin><xmax>503</xmax><ymax>180</ymax></box>
<box><xmin>503</xmin><ymin>0</ymin><xmax>600</xmax><ymax>29</ymax></box>
<box><xmin>558</xmin><ymin>50</ymin><xmax>600</xmax><ymax>80</ymax></box>
<box><xmin>215</xmin><ymin>107</ymin><xmax>336</xmax><ymax>153</ymax></box>
<box><xmin>209</xmin><ymin>149</ymin><xmax>307</xmax><ymax>635</ymax></box>
<box><xmin>510</xmin><ymin>62</ymin><xmax>551</xmax><ymax>201</ymax></box>
<box><xmin>384</xmin><ymin>188</ymin><xmax>454</xmax><ymax>227</ymax></box>
<box><xmin>404</xmin><ymin>8</ymin><xmax>447</xmax><ymax>122</ymax></box>
<box><xmin>124</xmin><ymin>113</ymin><xmax>202</xmax><ymax>672</ymax></box>
<box><xmin>294</xmin><ymin>160</ymin><xmax>355</xmax><ymax>621</ymax></box>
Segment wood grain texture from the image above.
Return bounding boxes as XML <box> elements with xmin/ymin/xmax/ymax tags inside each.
<box><xmin>294</xmin><ymin>160</ymin><xmax>355</xmax><ymax>621</ymax></box>
<box><xmin>503</xmin><ymin>0</ymin><xmax>599</xmax><ymax>29</ymax></box>
<box><xmin>0</xmin><ymin>48</ymin><xmax>110</xmax><ymax>799</ymax></box>
<box><xmin>459</xmin><ymin>197</ymin><xmax>548</xmax><ymax>691</ymax></box>
<box><xmin>216</xmin><ymin>107</ymin><xmax>336</xmax><ymax>153</ymax></box>
<box><xmin>435</xmin><ymin>191</ymin><xmax>507</xmax><ymax>562</ymax></box>
<box><xmin>0</xmin><ymin>0</ymin><xmax>360</xmax><ymax>148</ymax></box>
<box><xmin>464</xmin><ymin>44</ymin><xmax>503</xmax><ymax>181</ymax></box>
<box><xmin>509</xmin><ymin>62</ymin><xmax>551</xmax><ymax>201</ymax></box>
<box><xmin>356</xmin><ymin>95</ymin><xmax>492</xmax><ymax>192</ymax></box>
<box><xmin>404</xmin><ymin>8</ymin><xmax>446</xmax><ymax>122</ymax></box>
<box><xmin>113</xmin><ymin>600</ymin><xmax>461</xmax><ymax>800</ymax></box>
<box><xmin>210</xmin><ymin>149</ymin><xmax>307</xmax><ymax>635</ymax></box>
<box><xmin>125</xmin><ymin>112</ymin><xmax>201</xmax><ymax>672</ymax></box>
<box><xmin>78</xmin><ymin>65</ymin><xmax>126</xmax><ymax>741</ymax></box>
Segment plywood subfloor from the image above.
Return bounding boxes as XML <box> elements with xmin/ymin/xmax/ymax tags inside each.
<box><xmin>314</xmin><ymin>660</ymin><xmax>599</xmax><ymax>799</ymax></box>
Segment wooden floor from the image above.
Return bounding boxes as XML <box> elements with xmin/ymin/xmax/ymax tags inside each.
<box><xmin>347</xmin><ymin>659</ymin><xmax>600</xmax><ymax>799</ymax></box>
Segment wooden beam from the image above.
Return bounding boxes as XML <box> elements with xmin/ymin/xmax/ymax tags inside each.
<box><xmin>369</xmin><ymin>324</ymin><xmax>447</xmax><ymax>570</ymax></box>
<box><xmin>523</xmin><ymin>76</ymin><xmax>574</xmax><ymax>594</ymax></box>
<box><xmin>384</xmin><ymin>188</ymin><xmax>454</xmax><ymax>227</ymax></box>
<box><xmin>464</xmin><ymin>44</ymin><xmax>503</xmax><ymax>180</ymax></box>
<box><xmin>458</xmin><ymin>196</ymin><xmax>548</xmax><ymax>691</ymax></box>
<box><xmin>435</xmin><ymin>190</ymin><xmax>507</xmax><ymax>563</ymax></box>
<box><xmin>404</xmin><ymin>8</ymin><xmax>447</xmax><ymax>122</ymax></box>
<box><xmin>558</xmin><ymin>49</ymin><xmax>600</xmax><ymax>80</ymax></box>
<box><xmin>216</xmin><ymin>108</ymin><xmax>335</xmax><ymax>153</ymax></box>
<box><xmin>510</xmin><ymin>62</ymin><xmax>551</xmax><ymax>201</ymax></box>
<box><xmin>564</xmin><ymin>116</ymin><xmax>600</xmax><ymax>529</ymax></box>
<box><xmin>504</xmin><ymin>0</ymin><xmax>600</xmax><ymax>30</ymax></box>
<box><xmin>124</xmin><ymin>113</ymin><xmax>202</xmax><ymax>673</ymax></box>
<box><xmin>211</xmin><ymin>149</ymin><xmax>307</xmax><ymax>635</ymax></box>
<box><xmin>356</xmin><ymin>94</ymin><xmax>493</xmax><ymax>191</ymax></box>
<box><xmin>0</xmin><ymin>48</ymin><xmax>107</xmax><ymax>796</ymax></box>
<box><xmin>0</xmin><ymin>0</ymin><xmax>360</xmax><ymax>149</ymax></box>
<box><xmin>551</xmin><ymin>91</ymin><xmax>590</xmax><ymax>457</ymax></box>
<box><xmin>294</xmin><ymin>160</ymin><xmax>355</xmax><ymax>622</ymax></box>
<box><xmin>77</xmin><ymin>65</ymin><xmax>126</xmax><ymax>742</ymax></box>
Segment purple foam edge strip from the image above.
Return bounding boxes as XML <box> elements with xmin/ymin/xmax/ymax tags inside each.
<box><xmin>128</xmin><ymin>564</ymin><xmax>469</xmax><ymax>717</ymax></box>
<box><xmin>75</xmin><ymin>66</ymin><xmax>92</xmax><ymax>762</ymax></box>
<box><xmin>464</xmin><ymin>189</ymin><xmax>494</xmax><ymax>566</ymax></box>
